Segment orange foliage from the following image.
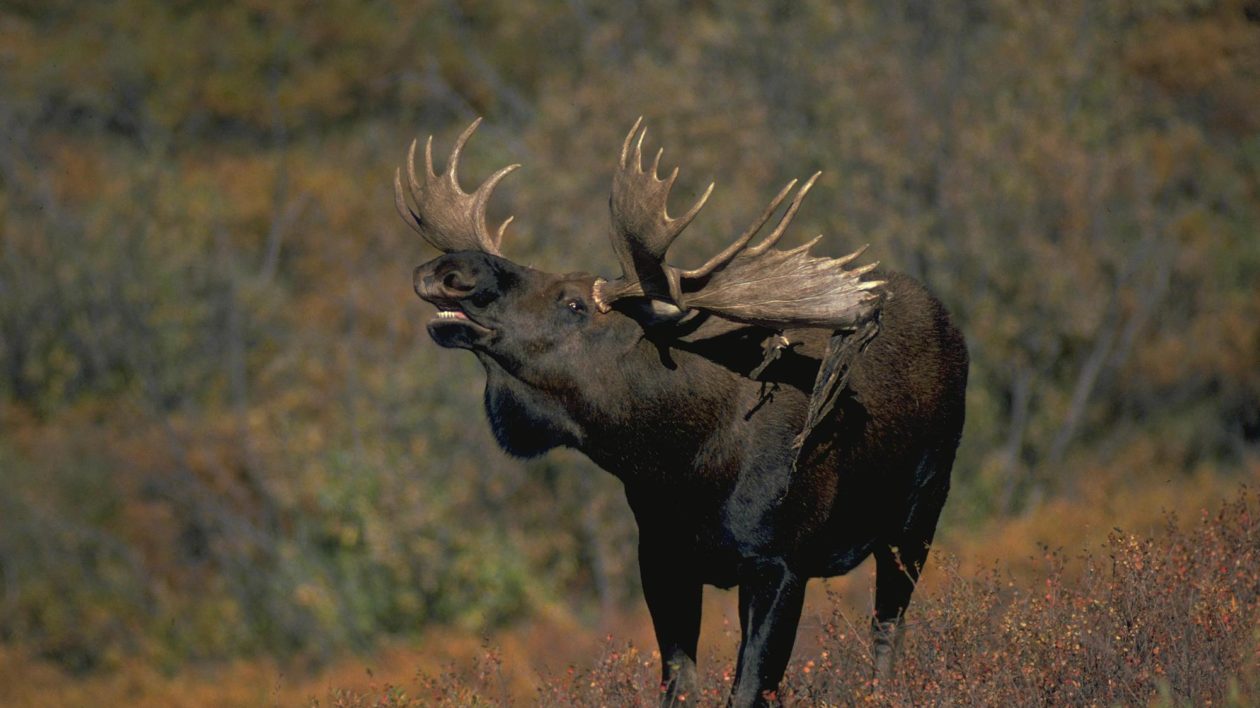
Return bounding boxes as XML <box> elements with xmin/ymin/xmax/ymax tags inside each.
<box><xmin>2</xmin><ymin>0</ymin><xmax>1259</xmax><ymax>700</ymax></box>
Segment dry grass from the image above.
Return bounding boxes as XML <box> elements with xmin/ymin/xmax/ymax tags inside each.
<box><xmin>788</xmin><ymin>495</ymin><xmax>1260</xmax><ymax>706</ymax></box>
<box><xmin>4</xmin><ymin>479</ymin><xmax>1256</xmax><ymax>707</ymax></box>
<box><xmin>310</xmin><ymin>486</ymin><xmax>1260</xmax><ymax>707</ymax></box>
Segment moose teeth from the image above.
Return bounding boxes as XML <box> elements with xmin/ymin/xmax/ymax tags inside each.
<box><xmin>436</xmin><ymin>311</ymin><xmax>466</xmax><ymax>320</ymax></box>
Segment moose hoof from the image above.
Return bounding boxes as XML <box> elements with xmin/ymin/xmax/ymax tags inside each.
<box><xmin>871</xmin><ymin>619</ymin><xmax>901</xmax><ymax>680</ymax></box>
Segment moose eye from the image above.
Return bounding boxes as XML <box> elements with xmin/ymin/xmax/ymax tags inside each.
<box><xmin>565</xmin><ymin>299</ymin><xmax>586</xmax><ymax>313</ymax></box>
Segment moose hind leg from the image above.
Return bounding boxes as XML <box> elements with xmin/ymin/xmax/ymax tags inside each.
<box><xmin>872</xmin><ymin>448</ymin><xmax>953</xmax><ymax>680</ymax></box>
<box><xmin>872</xmin><ymin>544</ymin><xmax>918</xmax><ymax>681</ymax></box>
<box><xmin>730</xmin><ymin>558</ymin><xmax>806</xmax><ymax>707</ymax></box>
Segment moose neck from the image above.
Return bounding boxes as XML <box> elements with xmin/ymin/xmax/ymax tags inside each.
<box><xmin>477</xmin><ymin>326</ymin><xmax>745</xmax><ymax>491</ymax></box>
<box><xmin>582</xmin><ymin>339</ymin><xmax>742</xmax><ymax>488</ymax></box>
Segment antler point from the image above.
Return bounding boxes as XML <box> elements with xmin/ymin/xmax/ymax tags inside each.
<box><xmin>448</xmin><ymin>118</ymin><xmax>485</xmax><ymax>189</ymax></box>
<box><xmin>495</xmin><ymin>215</ymin><xmax>515</xmax><ymax>250</ymax></box>
<box><xmin>664</xmin><ymin>165</ymin><xmax>680</xmax><ymax>188</ymax></box>
<box><xmin>634</xmin><ymin>126</ymin><xmax>647</xmax><ymax>173</ymax></box>
<box><xmin>851</xmin><ymin>261</ymin><xmax>880</xmax><ymax>278</ymax></box>
<box><xmin>621</xmin><ymin>117</ymin><xmax>645</xmax><ymax>168</ymax></box>
<box><xmin>407</xmin><ymin>139</ymin><xmax>424</xmax><ymax>194</ymax></box>
<box><xmin>424</xmin><ymin>135</ymin><xmax>436</xmax><ymax>178</ymax></box>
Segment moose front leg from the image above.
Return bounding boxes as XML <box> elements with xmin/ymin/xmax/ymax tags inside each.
<box><xmin>639</xmin><ymin>536</ymin><xmax>702</xmax><ymax>705</ymax></box>
<box><xmin>730</xmin><ymin>557</ymin><xmax>806</xmax><ymax>707</ymax></box>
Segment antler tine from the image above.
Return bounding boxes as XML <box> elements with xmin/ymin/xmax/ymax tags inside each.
<box><xmin>678</xmin><ymin>171</ymin><xmax>819</xmax><ymax>281</ymax></box>
<box><xmin>833</xmin><ymin>243</ymin><xmax>871</xmax><ymax>269</ymax></box>
<box><xmin>783</xmin><ymin>234</ymin><xmax>826</xmax><ymax>256</ymax></box>
<box><xmin>746</xmin><ymin>171</ymin><xmax>820</xmax><ymax>257</ymax></box>
<box><xmin>675</xmin><ymin>177</ymin><xmax>714</xmax><ymax>231</ymax></box>
<box><xmin>621</xmin><ymin>117</ymin><xmax>644</xmax><ymax>169</ymax></box>
<box><xmin>679</xmin><ymin>178</ymin><xmax>797</xmax><ymax>280</ymax></box>
<box><xmin>446</xmin><ymin>118</ymin><xmax>481</xmax><ymax>187</ymax></box>
<box><xmin>495</xmin><ymin>215</ymin><xmax>516</xmax><ymax>252</ymax></box>
<box><xmin>597</xmin><ymin>119</ymin><xmax>880</xmax><ymax>329</ymax></box>
<box><xmin>395</xmin><ymin>167</ymin><xmax>421</xmax><ymax>235</ymax></box>
<box><xmin>634</xmin><ymin>126</ymin><xmax>648</xmax><ymax>174</ymax></box>
<box><xmin>395</xmin><ymin>117</ymin><xmax>519</xmax><ymax>255</ymax></box>
<box><xmin>473</xmin><ymin>162</ymin><xmax>520</xmax><ymax>252</ymax></box>
<box><xmin>424</xmin><ymin>135</ymin><xmax>436</xmax><ymax>178</ymax></box>
<box><xmin>847</xmin><ymin>259</ymin><xmax>882</xmax><ymax>280</ymax></box>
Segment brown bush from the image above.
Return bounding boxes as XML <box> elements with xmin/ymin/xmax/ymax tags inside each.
<box><xmin>319</xmin><ymin>487</ymin><xmax>1259</xmax><ymax>706</ymax></box>
<box><xmin>794</xmin><ymin>488</ymin><xmax>1260</xmax><ymax>705</ymax></box>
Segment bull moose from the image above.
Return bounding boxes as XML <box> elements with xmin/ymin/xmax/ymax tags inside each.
<box><xmin>396</xmin><ymin>118</ymin><xmax>968</xmax><ymax>706</ymax></box>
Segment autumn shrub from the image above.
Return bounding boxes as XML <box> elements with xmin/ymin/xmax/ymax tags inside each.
<box><xmin>321</xmin><ymin>488</ymin><xmax>1260</xmax><ymax>706</ymax></box>
<box><xmin>792</xmin><ymin>489</ymin><xmax>1260</xmax><ymax>705</ymax></box>
<box><xmin>4</xmin><ymin>0</ymin><xmax>1260</xmax><ymax>681</ymax></box>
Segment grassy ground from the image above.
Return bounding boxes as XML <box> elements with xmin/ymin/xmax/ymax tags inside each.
<box><xmin>3</xmin><ymin>463</ymin><xmax>1257</xmax><ymax>706</ymax></box>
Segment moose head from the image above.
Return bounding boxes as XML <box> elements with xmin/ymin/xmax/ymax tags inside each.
<box><xmin>395</xmin><ymin>118</ymin><xmax>968</xmax><ymax>707</ymax></box>
<box><xmin>399</xmin><ymin>118</ymin><xmax>881</xmax><ymax>455</ymax></box>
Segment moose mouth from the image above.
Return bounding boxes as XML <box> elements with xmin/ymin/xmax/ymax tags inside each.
<box><xmin>427</xmin><ymin>304</ymin><xmax>494</xmax><ymax>348</ymax></box>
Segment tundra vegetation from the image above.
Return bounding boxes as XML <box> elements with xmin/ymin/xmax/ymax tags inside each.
<box><xmin>0</xmin><ymin>0</ymin><xmax>1258</xmax><ymax>704</ymax></box>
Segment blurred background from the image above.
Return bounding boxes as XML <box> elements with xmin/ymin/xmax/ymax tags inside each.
<box><xmin>1</xmin><ymin>0</ymin><xmax>1258</xmax><ymax>702</ymax></box>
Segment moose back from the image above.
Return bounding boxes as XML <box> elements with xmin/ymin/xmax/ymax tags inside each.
<box><xmin>397</xmin><ymin>119</ymin><xmax>968</xmax><ymax>707</ymax></box>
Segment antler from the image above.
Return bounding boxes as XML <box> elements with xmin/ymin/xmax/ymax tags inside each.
<box><xmin>395</xmin><ymin>117</ymin><xmax>519</xmax><ymax>255</ymax></box>
<box><xmin>593</xmin><ymin>120</ymin><xmax>883</xmax><ymax>330</ymax></box>
<box><xmin>599</xmin><ymin>117</ymin><xmax>715</xmax><ymax>306</ymax></box>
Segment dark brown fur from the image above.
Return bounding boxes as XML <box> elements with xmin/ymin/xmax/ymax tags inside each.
<box><xmin>414</xmin><ymin>250</ymin><xmax>967</xmax><ymax>706</ymax></box>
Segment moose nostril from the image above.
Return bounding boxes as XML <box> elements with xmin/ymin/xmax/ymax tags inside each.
<box><xmin>443</xmin><ymin>271</ymin><xmax>472</xmax><ymax>292</ymax></box>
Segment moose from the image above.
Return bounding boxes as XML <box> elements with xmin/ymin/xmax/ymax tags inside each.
<box><xmin>396</xmin><ymin>118</ymin><xmax>968</xmax><ymax>706</ymax></box>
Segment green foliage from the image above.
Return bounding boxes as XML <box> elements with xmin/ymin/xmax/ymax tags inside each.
<box><xmin>0</xmin><ymin>0</ymin><xmax>1257</xmax><ymax>674</ymax></box>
